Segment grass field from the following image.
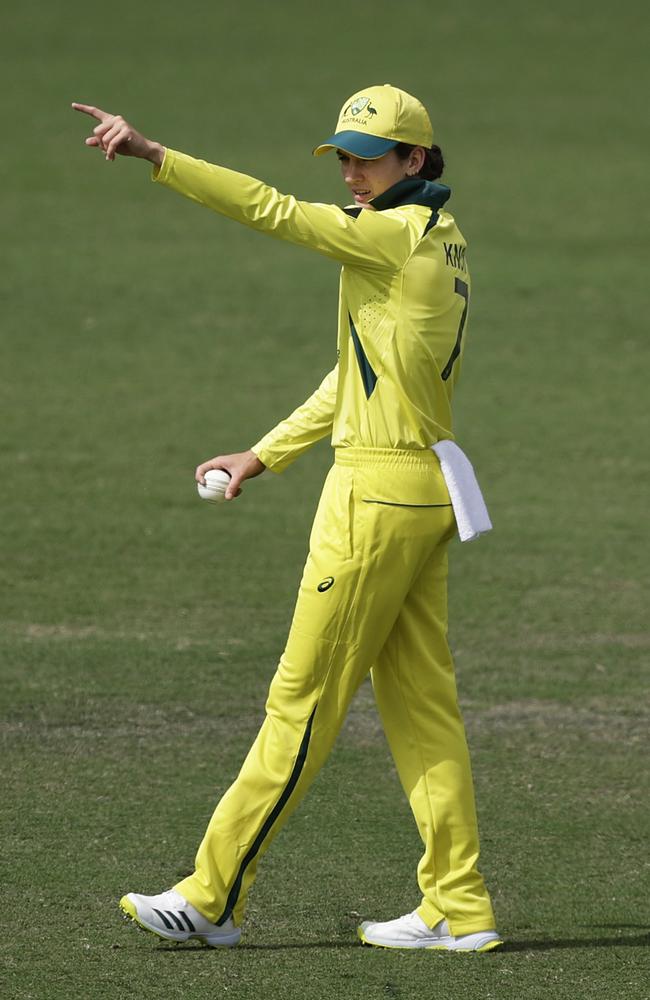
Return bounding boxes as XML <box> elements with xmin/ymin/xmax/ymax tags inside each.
<box><xmin>2</xmin><ymin>1</ymin><xmax>649</xmax><ymax>998</ymax></box>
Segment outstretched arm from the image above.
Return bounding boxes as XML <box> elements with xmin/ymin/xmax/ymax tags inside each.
<box><xmin>72</xmin><ymin>103</ymin><xmax>413</xmax><ymax>270</ymax></box>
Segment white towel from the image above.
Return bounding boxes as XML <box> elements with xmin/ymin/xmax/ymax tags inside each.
<box><xmin>431</xmin><ymin>440</ymin><xmax>492</xmax><ymax>542</ymax></box>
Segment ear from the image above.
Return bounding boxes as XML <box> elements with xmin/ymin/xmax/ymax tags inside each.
<box><xmin>406</xmin><ymin>146</ymin><xmax>426</xmax><ymax>176</ymax></box>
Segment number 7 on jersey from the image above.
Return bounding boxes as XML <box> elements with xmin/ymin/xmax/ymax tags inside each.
<box><xmin>441</xmin><ymin>278</ymin><xmax>469</xmax><ymax>382</ymax></box>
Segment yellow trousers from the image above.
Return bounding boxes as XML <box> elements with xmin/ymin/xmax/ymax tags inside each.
<box><xmin>176</xmin><ymin>448</ymin><xmax>496</xmax><ymax>935</ymax></box>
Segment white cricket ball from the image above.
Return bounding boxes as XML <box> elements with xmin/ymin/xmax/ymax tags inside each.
<box><xmin>197</xmin><ymin>469</ymin><xmax>231</xmax><ymax>504</ymax></box>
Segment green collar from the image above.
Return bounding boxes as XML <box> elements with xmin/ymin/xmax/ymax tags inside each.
<box><xmin>371</xmin><ymin>178</ymin><xmax>451</xmax><ymax>212</ymax></box>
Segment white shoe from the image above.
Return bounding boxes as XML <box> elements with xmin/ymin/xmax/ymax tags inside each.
<box><xmin>358</xmin><ymin>910</ymin><xmax>502</xmax><ymax>951</ymax></box>
<box><xmin>120</xmin><ymin>889</ymin><xmax>241</xmax><ymax>947</ymax></box>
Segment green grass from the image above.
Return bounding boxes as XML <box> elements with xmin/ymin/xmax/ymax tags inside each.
<box><xmin>1</xmin><ymin>1</ymin><xmax>649</xmax><ymax>997</ymax></box>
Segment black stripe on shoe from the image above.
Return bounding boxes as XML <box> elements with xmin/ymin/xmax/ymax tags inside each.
<box><xmin>216</xmin><ymin>703</ymin><xmax>318</xmax><ymax>926</ymax></box>
<box><xmin>152</xmin><ymin>908</ymin><xmax>174</xmax><ymax>931</ymax></box>
<box><xmin>179</xmin><ymin>911</ymin><xmax>196</xmax><ymax>932</ymax></box>
<box><xmin>165</xmin><ymin>910</ymin><xmax>186</xmax><ymax>932</ymax></box>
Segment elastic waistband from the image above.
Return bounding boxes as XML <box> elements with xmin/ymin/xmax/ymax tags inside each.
<box><xmin>334</xmin><ymin>447</ymin><xmax>441</xmax><ymax>469</ymax></box>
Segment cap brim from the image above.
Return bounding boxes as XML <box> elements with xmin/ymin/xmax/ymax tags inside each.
<box><xmin>312</xmin><ymin>131</ymin><xmax>399</xmax><ymax>159</ymax></box>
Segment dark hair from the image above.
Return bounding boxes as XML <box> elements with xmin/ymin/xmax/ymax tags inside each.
<box><xmin>394</xmin><ymin>142</ymin><xmax>444</xmax><ymax>181</ymax></box>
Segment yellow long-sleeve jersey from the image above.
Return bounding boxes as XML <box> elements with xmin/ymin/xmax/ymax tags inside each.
<box><xmin>154</xmin><ymin>150</ymin><xmax>471</xmax><ymax>472</ymax></box>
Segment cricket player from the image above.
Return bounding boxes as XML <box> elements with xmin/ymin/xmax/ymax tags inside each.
<box><xmin>73</xmin><ymin>84</ymin><xmax>502</xmax><ymax>951</ymax></box>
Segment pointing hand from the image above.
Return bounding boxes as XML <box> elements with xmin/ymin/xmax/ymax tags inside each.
<box><xmin>71</xmin><ymin>103</ymin><xmax>165</xmax><ymax>165</ymax></box>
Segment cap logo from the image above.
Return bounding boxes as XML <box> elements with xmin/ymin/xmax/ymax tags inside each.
<box><xmin>341</xmin><ymin>97</ymin><xmax>378</xmax><ymax>129</ymax></box>
<box><xmin>346</xmin><ymin>97</ymin><xmax>370</xmax><ymax>116</ymax></box>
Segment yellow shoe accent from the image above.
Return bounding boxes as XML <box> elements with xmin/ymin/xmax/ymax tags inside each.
<box><xmin>475</xmin><ymin>938</ymin><xmax>503</xmax><ymax>953</ymax></box>
<box><xmin>119</xmin><ymin>895</ymin><xmax>169</xmax><ymax>943</ymax></box>
<box><xmin>425</xmin><ymin>937</ymin><xmax>504</xmax><ymax>952</ymax></box>
<box><xmin>119</xmin><ymin>896</ymin><xmax>137</xmax><ymax>920</ymax></box>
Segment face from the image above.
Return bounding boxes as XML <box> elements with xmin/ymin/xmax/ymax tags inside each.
<box><xmin>337</xmin><ymin>149</ymin><xmax>417</xmax><ymax>205</ymax></box>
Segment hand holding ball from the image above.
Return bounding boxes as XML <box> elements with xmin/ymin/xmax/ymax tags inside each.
<box><xmin>197</xmin><ymin>469</ymin><xmax>231</xmax><ymax>504</ymax></box>
<box><xmin>195</xmin><ymin>450</ymin><xmax>263</xmax><ymax>504</ymax></box>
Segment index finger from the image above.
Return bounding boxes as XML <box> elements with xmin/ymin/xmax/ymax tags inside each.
<box><xmin>195</xmin><ymin>458</ymin><xmax>227</xmax><ymax>484</ymax></box>
<box><xmin>71</xmin><ymin>102</ymin><xmax>112</xmax><ymax>122</ymax></box>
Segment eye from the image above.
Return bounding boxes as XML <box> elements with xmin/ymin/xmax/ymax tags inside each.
<box><xmin>336</xmin><ymin>152</ymin><xmax>349</xmax><ymax>163</ymax></box>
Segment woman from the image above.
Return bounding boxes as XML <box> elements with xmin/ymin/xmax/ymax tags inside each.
<box><xmin>73</xmin><ymin>84</ymin><xmax>501</xmax><ymax>952</ymax></box>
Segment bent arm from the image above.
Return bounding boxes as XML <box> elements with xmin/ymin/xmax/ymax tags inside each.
<box><xmin>251</xmin><ymin>366</ymin><xmax>338</xmax><ymax>472</ymax></box>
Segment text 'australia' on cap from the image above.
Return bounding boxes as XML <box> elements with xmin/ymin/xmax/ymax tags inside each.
<box><xmin>313</xmin><ymin>84</ymin><xmax>434</xmax><ymax>160</ymax></box>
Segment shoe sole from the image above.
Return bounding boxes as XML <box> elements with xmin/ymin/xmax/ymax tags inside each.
<box><xmin>357</xmin><ymin>926</ymin><xmax>503</xmax><ymax>952</ymax></box>
<box><xmin>119</xmin><ymin>897</ymin><xmax>240</xmax><ymax>948</ymax></box>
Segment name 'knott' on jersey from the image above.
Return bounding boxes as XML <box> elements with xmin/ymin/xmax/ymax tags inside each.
<box><xmin>154</xmin><ymin>151</ymin><xmax>471</xmax><ymax>470</ymax></box>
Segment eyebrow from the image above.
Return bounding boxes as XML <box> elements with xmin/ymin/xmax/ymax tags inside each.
<box><xmin>337</xmin><ymin>152</ymin><xmax>373</xmax><ymax>164</ymax></box>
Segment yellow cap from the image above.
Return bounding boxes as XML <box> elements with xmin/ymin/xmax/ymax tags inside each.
<box><xmin>313</xmin><ymin>84</ymin><xmax>433</xmax><ymax>159</ymax></box>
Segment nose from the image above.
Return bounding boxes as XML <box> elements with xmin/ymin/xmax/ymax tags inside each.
<box><xmin>344</xmin><ymin>157</ymin><xmax>365</xmax><ymax>184</ymax></box>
